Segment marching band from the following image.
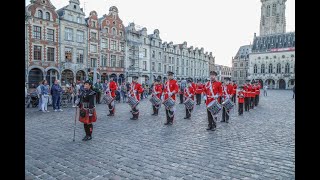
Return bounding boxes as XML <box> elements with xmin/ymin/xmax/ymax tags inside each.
<box><xmin>75</xmin><ymin>70</ymin><xmax>262</xmax><ymax>141</ymax></box>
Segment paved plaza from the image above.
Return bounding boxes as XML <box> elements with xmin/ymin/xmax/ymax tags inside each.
<box><xmin>25</xmin><ymin>90</ymin><xmax>295</xmax><ymax>180</ymax></box>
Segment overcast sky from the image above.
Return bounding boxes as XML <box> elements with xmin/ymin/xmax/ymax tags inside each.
<box><xmin>26</xmin><ymin>0</ymin><xmax>295</xmax><ymax>67</ymax></box>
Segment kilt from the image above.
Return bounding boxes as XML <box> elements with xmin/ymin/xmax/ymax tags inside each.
<box><xmin>79</xmin><ymin>108</ymin><xmax>97</xmax><ymax>124</ymax></box>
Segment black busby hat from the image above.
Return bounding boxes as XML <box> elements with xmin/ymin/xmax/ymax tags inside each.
<box><xmin>210</xmin><ymin>71</ymin><xmax>218</xmax><ymax>76</ymax></box>
<box><xmin>224</xmin><ymin>77</ymin><xmax>231</xmax><ymax>81</ymax></box>
<box><xmin>155</xmin><ymin>78</ymin><xmax>160</xmax><ymax>82</ymax></box>
<box><xmin>167</xmin><ymin>71</ymin><xmax>174</xmax><ymax>75</ymax></box>
<box><xmin>132</xmin><ymin>75</ymin><xmax>139</xmax><ymax>80</ymax></box>
<box><xmin>197</xmin><ymin>79</ymin><xmax>201</xmax><ymax>82</ymax></box>
<box><xmin>187</xmin><ymin>79</ymin><xmax>192</xmax><ymax>83</ymax></box>
<box><xmin>84</xmin><ymin>80</ymin><xmax>93</xmax><ymax>86</ymax></box>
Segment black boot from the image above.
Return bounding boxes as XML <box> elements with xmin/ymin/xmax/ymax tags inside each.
<box><xmin>82</xmin><ymin>124</ymin><xmax>89</xmax><ymax>141</ymax></box>
<box><xmin>152</xmin><ymin>106</ymin><xmax>156</xmax><ymax>115</ymax></box>
<box><xmin>87</xmin><ymin>124</ymin><xmax>93</xmax><ymax>140</ymax></box>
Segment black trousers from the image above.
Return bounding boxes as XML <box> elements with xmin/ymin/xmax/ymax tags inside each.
<box><xmin>152</xmin><ymin>105</ymin><xmax>159</xmax><ymax>114</ymax></box>
<box><xmin>232</xmin><ymin>95</ymin><xmax>236</xmax><ymax>103</ymax></box>
<box><xmin>255</xmin><ymin>95</ymin><xmax>259</xmax><ymax>106</ymax></box>
<box><xmin>196</xmin><ymin>94</ymin><xmax>201</xmax><ymax>104</ymax></box>
<box><xmin>84</xmin><ymin>123</ymin><xmax>93</xmax><ymax>137</ymax></box>
<box><xmin>222</xmin><ymin>107</ymin><xmax>229</xmax><ymax>122</ymax></box>
<box><xmin>165</xmin><ymin>108</ymin><xmax>174</xmax><ymax>123</ymax></box>
<box><xmin>132</xmin><ymin>106</ymin><xmax>139</xmax><ymax>119</ymax></box>
<box><xmin>96</xmin><ymin>92</ymin><xmax>101</xmax><ymax>104</ymax></box>
<box><xmin>108</xmin><ymin>103</ymin><xmax>115</xmax><ymax>114</ymax></box>
<box><xmin>238</xmin><ymin>103</ymin><xmax>243</xmax><ymax>115</ymax></box>
<box><xmin>250</xmin><ymin>97</ymin><xmax>255</xmax><ymax>108</ymax></box>
<box><xmin>185</xmin><ymin>107</ymin><xmax>193</xmax><ymax>118</ymax></box>
<box><xmin>179</xmin><ymin>94</ymin><xmax>184</xmax><ymax>104</ymax></box>
<box><xmin>244</xmin><ymin>97</ymin><xmax>250</xmax><ymax>111</ymax></box>
<box><xmin>207</xmin><ymin>109</ymin><xmax>217</xmax><ymax>128</ymax></box>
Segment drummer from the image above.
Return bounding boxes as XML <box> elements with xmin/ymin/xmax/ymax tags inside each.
<box><xmin>221</xmin><ymin>77</ymin><xmax>233</xmax><ymax>123</ymax></box>
<box><xmin>151</xmin><ymin>78</ymin><xmax>163</xmax><ymax>116</ymax></box>
<box><xmin>204</xmin><ymin>71</ymin><xmax>222</xmax><ymax>131</ymax></box>
<box><xmin>163</xmin><ymin>71</ymin><xmax>179</xmax><ymax>125</ymax></box>
<box><xmin>183</xmin><ymin>79</ymin><xmax>195</xmax><ymax>119</ymax></box>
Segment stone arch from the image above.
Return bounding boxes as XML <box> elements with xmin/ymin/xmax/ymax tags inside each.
<box><xmin>61</xmin><ymin>69</ymin><xmax>75</xmax><ymax>86</ymax></box>
<box><xmin>278</xmin><ymin>79</ymin><xmax>286</xmax><ymax>89</ymax></box>
<box><xmin>28</xmin><ymin>67</ymin><xmax>44</xmax><ymax>88</ymax></box>
<box><xmin>45</xmin><ymin>68</ymin><xmax>60</xmax><ymax>87</ymax></box>
<box><xmin>265</xmin><ymin>79</ymin><xmax>275</xmax><ymax>89</ymax></box>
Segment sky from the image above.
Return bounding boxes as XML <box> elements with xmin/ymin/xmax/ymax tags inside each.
<box><xmin>26</xmin><ymin>0</ymin><xmax>295</xmax><ymax>67</ymax></box>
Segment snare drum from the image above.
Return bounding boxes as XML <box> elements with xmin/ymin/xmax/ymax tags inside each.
<box><xmin>222</xmin><ymin>98</ymin><xmax>234</xmax><ymax>111</ymax></box>
<box><xmin>104</xmin><ymin>93</ymin><xmax>114</xmax><ymax>105</ymax></box>
<box><xmin>207</xmin><ymin>100</ymin><xmax>222</xmax><ymax>115</ymax></box>
<box><xmin>128</xmin><ymin>96</ymin><xmax>139</xmax><ymax>108</ymax></box>
<box><xmin>163</xmin><ymin>97</ymin><xmax>175</xmax><ymax>109</ymax></box>
<box><xmin>184</xmin><ymin>98</ymin><xmax>195</xmax><ymax>109</ymax></box>
<box><xmin>150</xmin><ymin>95</ymin><xmax>162</xmax><ymax>106</ymax></box>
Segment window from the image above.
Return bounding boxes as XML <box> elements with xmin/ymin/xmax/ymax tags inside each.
<box><xmin>177</xmin><ymin>58</ymin><xmax>179</xmax><ymax>66</ymax></box>
<box><xmin>152</xmin><ymin>62</ymin><xmax>155</xmax><ymax>71</ymax></box>
<box><xmin>182</xmin><ymin>67</ymin><xmax>185</xmax><ymax>75</ymax></box>
<box><xmin>285</xmin><ymin>63</ymin><xmax>290</xmax><ymax>73</ymax></box>
<box><xmin>33</xmin><ymin>26</ymin><xmax>41</xmax><ymax>39</ymax></box>
<box><xmin>234</xmin><ymin>71</ymin><xmax>237</xmax><ymax>77</ymax></box>
<box><xmin>76</xmin><ymin>49</ymin><xmax>84</xmax><ymax>63</ymax></box>
<box><xmin>119</xmin><ymin>56</ymin><xmax>124</xmax><ymax>68</ymax></box>
<box><xmin>261</xmin><ymin>64</ymin><xmax>265</xmax><ymax>73</ymax></box>
<box><xmin>77</xmin><ymin>17</ymin><xmax>81</xmax><ymax>23</ymax></box>
<box><xmin>33</xmin><ymin>46</ymin><xmax>41</xmax><ymax>60</ymax></box>
<box><xmin>182</xmin><ymin>59</ymin><xmax>184</xmax><ymax>66</ymax></box>
<box><xmin>111</xmin><ymin>40</ymin><xmax>116</xmax><ymax>50</ymax></box>
<box><xmin>268</xmin><ymin>64</ymin><xmax>273</xmax><ymax>73</ymax></box>
<box><xmin>254</xmin><ymin>64</ymin><xmax>257</xmax><ymax>73</ymax></box>
<box><xmin>65</xmin><ymin>28</ymin><xmax>73</xmax><ymax>41</ymax></box>
<box><xmin>101</xmin><ymin>55</ymin><xmax>107</xmax><ymax>67</ymax></box>
<box><xmin>47</xmin><ymin>47</ymin><xmax>54</xmax><ymax>61</ymax></box>
<box><xmin>246</xmin><ymin>62</ymin><xmax>248</xmax><ymax>66</ymax></box>
<box><xmin>119</xmin><ymin>31</ymin><xmax>123</xmax><ymax>37</ymax></box>
<box><xmin>92</xmin><ymin>21</ymin><xmax>96</xmax><ymax>27</ymax></box>
<box><xmin>101</xmin><ymin>38</ymin><xmax>108</xmax><ymax>49</ymax></box>
<box><xmin>186</xmin><ymin>68</ymin><xmax>189</xmax><ymax>75</ymax></box>
<box><xmin>277</xmin><ymin>63</ymin><xmax>281</xmax><ymax>73</ymax></box>
<box><xmin>74</xmin><ymin>5</ymin><xmax>76</xmax><ymax>9</ymax></box>
<box><xmin>186</xmin><ymin>60</ymin><xmax>189</xmax><ymax>66</ymax></box>
<box><xmin>159</xmin><ymin>52</ymin><xmax>161</xmax><ymax>59</ymax></box>
<box><xmin>112</xmin><ymin>28</ymin><xmax>117</xmax><ymax>35</ymax></box>
<box><xmin>111</xmin><ymin>55</ymin><xmax>116</xmax><ymax>67</ymax></box>
<box><xmin>266</xmin><ymin>5</ymin><xmax>270</xmax><ymax>17</ymax></box>
<box><xmin>240</xmin><ymin>62</ymin><xmax>243</xmax><ymax>67</ymax></box>
<box><xmin>272</xmin><ymin>4</ymin><xmax>276</xmax><ymax>16</ymax></box>
<box><xmin>143</xmin><ymin>61</ymin><xmax>147</xmax><ymax>70</ymax></box>
<box><xmin>159</xmin><ymin>42</ymin><xmax>161</xmax><ymax>47</ymax></box>
<box><xmin>164</xmin><ymin>65</ymin><xmax>167</xmax><ymax>73</ymax></box>
<box><xmin>234</xmin><ymin>63</ymin><xmax>237</xmax><ymax>67</ymax></box>
<box><xmin>282</xmin><ymin>55</ymin><xmax>285</xmax><ymax>58</ymax></box>
<box><xmin>76</xmin><ymin>30</ymin><xmax>84</xmax><ymax>43</ymax></box>
<box><xmin>38</xmin><ymin>10</ymin><xmax>43</xmax><ymax>18</ymax></box>
<box><xmin>120</xmin><ymin>42</ymin><xmax>125</xmax><ymax>52</ymax></box>
<box><xmin>47</xmin><ymin>29</ymin><xmax>54</xmax><ymax>41</ymax></box>
<box><xmin>91</xmin><ymin>58</ymin><xmax>97</xmax><ymax>67</ymax></box>
<box><xmin>176</xmin><ymin>67</ymin><xmax>179</xmax><ymax>75</ymax></box>
<box><xmin>90</xmin><ymin>44</ymin><xmax>97</xmax><ymax>53</ymax></box>
<box><xmin>169</xmin><ymin>57</ymin><xmax>171</xmax><ymax>64</ymax></box>
<box><xmin>65</xmin><ymin>47</ymin><xmax>72</xmax><ymax>61</ymax></box>
<box><xmin>91</xmin><ymin>32</ymin><xmax>97</xmax><ymax>39</ymax></box>
<box><xmin>152</xmin><ymin>51</ymin><xmax>155</xmax><ymax>58</ymax></box>
<box><xmin>240</xmin><ymin>71</ymin><xmax>243</xmax><ymax>77</ymax></box>
<box><xmin>45</xmin><ymin>12</ymin><xmax>50</xmax><ymax>20</ymax></box>
<box><xmin>105</xmin><ymin>28</ymin><xmax>109</xmax><ymax>34</ymax></box>
<box><xmin>164</xmin><ymin>55</ymin><xmax>167</xmax><ymax>63</ymax></box>
<box><xmin>144</xmin><ymin>48</ymin><xmax>147</xmax><ymax>57</ymax></box>
<box><xmin>158</xmin><ymin>63</ymin><xmax>161</xmax><ymax>72</ymax></box>
<box><xmin>152</xmin><ymin>40</ymin><xmax>155</xmax><ymax>46</ymax></box>
<box><xmin>144</xmin><ymin>38</ymin><xmax>146</xmax><ymax>44</ymax></box>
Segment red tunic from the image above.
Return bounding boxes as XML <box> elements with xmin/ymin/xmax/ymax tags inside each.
<box><xmin>184</xmin><ymin>86</ymin><xmax>195</xmax><ymax>100</ymax></box>
<box><xmin>129</xmin><ymin>82</ymin><xmax>144</xmax><ymax>101</ymax></box>
<box><xmin>195</xmin><ymin>83</ymin><xmax>204</xmax><ymax>94</ymax></box>
<box><xmin>237</xmin><ymin>91</ymin><xmax>245</xmax><ymax>103</ymax></box>
<box><xmin>152</xmin><ymin>84</ymin><xmax>163</xmax><ymax>99</ymax></box>
<box><xmin>163</xmin><ymin>79</ymin><xmax>179</xmax><ymax>100</ymax></box>
<box><xmin>204</xmin><ymin>80</ymin><xmax>222</xmax><ymax>106</ymax></box>
<box><xmin>109</xmin><ymin>81</ymin><xmax>117</xmax><ymax>97</ymax></box>
<box><xmin>233</xmin><ymin>84</ymin><xmax>237</xmax><ymax>95</ymax></box>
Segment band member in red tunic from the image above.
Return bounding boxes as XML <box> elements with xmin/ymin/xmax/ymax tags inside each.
<box><xmin>128</xmin><ymin>76</ymin><xmax>144</xmax><ymax>120</ymax></box>
<box><xmin>195</xmin><ymin>79</ymin><xmax>204</xmax><ymax>105</ymax></box>
<box><xmin>151</xmin><ymin>78</ymin><xmax>163</xmax><ymax>116</ymax></box>
<box><xmin>107</xmin><ymin>77</ymin><xmax>118</xmax><ymax>116</ymax></box>
<box><xmin>221</xmin><ymin>77</ymin><xmax>233</xmax><ymax>123</ymax></box>
<box><xmin>204</xmin><ymin>71</ymin><xmax>222</xmax><ymax>131</ymax></box>
<box><xmin>184</xmin><ymin>79</ymin><xmax>195</xmax><ymax>119</ymax></box>
<box><xmin>77</xmin><ymin>80</ymin><xmax>97</xmax><ymax>141</ymax></box>
<box><xmin>237</xmin><ymin>86</ymin><xmax>245</xmax><ymax>115</ymax></box>
<box><xmin>255</xmin><ymin>82</ymin><xmax>260</xmax><ymax>106</ymax></box>
<box><xmin>250</xmin><ymin>82</ymin><xmax>256</xmax><ymax>109</ymax></box>
<box><xmin>232</xmin><ymin>81</ymin><xmax>237</xmax><ymax>103</ymax></box>
<box><xmin>163</xmin><ymin>71</ymin><xmax>179</xmax><ymax>125</ymax></box>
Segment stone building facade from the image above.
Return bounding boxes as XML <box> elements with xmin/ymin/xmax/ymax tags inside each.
<box><xmin>232</xmin><ymin>45</ymin><xmax>251</xmax><ymax>85</ymax></box>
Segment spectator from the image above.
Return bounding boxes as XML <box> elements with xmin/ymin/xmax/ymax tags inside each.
<box><xmin>36</xmin><ymin>81</ymin><xmax>43</xmax><ymax>111</ymax></box>
<box><xmin>93</xmin><ymin>79</ymin><xmax>103</xmax><ymax>104</ymax></box>
<box><xmin>51</xmin><ymin>80</ymin><xmax>63</xmax><ymax>112</ymax></box>
<box><xmin>263</xmin><ymin>85</ymin><xmax>268</xmax><ymax>96</ymax></box>
<box><xmin>120</xmin><ymin>82</ymin><xmax>127</xmax><ymax>103</ymax></box>
<box><xmin>292</xmin><ymin>85</ymin><xmax>295</xmax><ymax>99</ymax></box>
<box><xmin>71</xmin><ymin>82</ymin><xmax>77</xmax><ymax>107</ymax></box>
<box><xmin>41</xmin><ymin>80</ymin><xmax>50</xmax><ymax>112</ymax></box>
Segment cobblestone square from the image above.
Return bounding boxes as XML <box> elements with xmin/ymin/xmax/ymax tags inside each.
<box><xmin>25</xmin><ymin>90</ymin><xmax>295</xmax><ymax>180</ymax></box>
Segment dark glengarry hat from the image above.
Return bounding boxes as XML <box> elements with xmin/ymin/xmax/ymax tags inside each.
<box><xmin>210</xmin><ymin>71</ymin><xmax>218</xmax><ymax>76</ymax></box>
<box><xmin>167</xmin><ymin>71</ymin><xmax>174</xmax><ymax>75</ymax></box>
<box><xmin>224</xmin><ymin>77</ymin><xmax>231</xmax><ymax>81</ymax></box>
<box><xmin>187</xmin><ymin>79</ymin><xmax>192</xmax><ymax>83</ymax></box>
<box><xmin>84</xmin><ymin>80</ymin><xmax>93</xmax><ymax>86</ymax></box>
<box><xmin>132</xmin><ymin>75</ymin><xmax>139</xmax><ymax>79</ymax></box>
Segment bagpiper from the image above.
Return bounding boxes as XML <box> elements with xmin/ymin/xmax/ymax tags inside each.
<box><xmin>237</xmin><ymin>86</ymin><xmax>245</xmax><ymax>115</ymax></box>
<box><xmin>107</xmin><ymin>77</ymin><xmax>118</xmax><ymax>116</ymax></box>
<box><xmin>204</xmin><ymin>71</ymin><xmax>222</xmax><ymax>131</ymax></box>
<box><xmin>77</xmin><ymin>80</ymin><xmax>97</xmax><ymax>141</ymax></box>
<box><xmin>151</xmin><ymin>78</ymin><xmax>163</xmax><ymax>116</ymax></box>
<box><xmin>128</xmin><ymin>76</ymin><xmax>144</xmax><ymax>120</ymax></box>
<box><xmin>163</xmin><ymin>71</ymin><xmax>179</xmax><ymax>125</ymax></box>
<box><xmin>183</xmin><ymin>79</ymin><xmax>195</xmax><ymax>119</ymax></box>
<box><xmin>195</xmin><ymin>79</ymin><xmax>204</xmax><ymax>105</ymax></box>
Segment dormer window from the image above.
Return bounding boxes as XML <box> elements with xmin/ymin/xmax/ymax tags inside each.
<box><xmin>113</xmin><ymin>21</ymin><xmax>116</xmax><ymax>25</ymax></box>
<box><xmin>38</xmin><ymin>10</ymin><xmax>43</xmax><ymax>18</ymax></box>
<box><xmin>45</xmin><ymin>12</ymin><xmax>50</xmax><ymax>20</ymax></box>
<box><xmin>74</xmin><ymin>5</ymin><xmax>77</xmax><ymax>9</ymax></box>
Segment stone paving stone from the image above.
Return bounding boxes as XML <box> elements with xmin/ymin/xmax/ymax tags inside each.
<box><xmin>26</xmin><ymin>90</ymin><xmax>295</xmax><ymax>179</ymax></box>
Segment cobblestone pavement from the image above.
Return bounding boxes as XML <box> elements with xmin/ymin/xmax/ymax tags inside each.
<box><xmin>25</xmin><ymin>90</ymin><xmax>295</xmax><ymax>180</ymax></box>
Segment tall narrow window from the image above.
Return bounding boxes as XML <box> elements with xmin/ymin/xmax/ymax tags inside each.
<box><xmin>152</xmin><ymin>51</ymin><xmax>155</xmax><ymax>58</ymax></box>
<box><xmin>101</xmin><ymin>38</ymin><xmax>108</xmax><ymax>49</ymax></box>
<box><xmin>261</xmin><ymin>64</ymin><xmax>265</xmax><ymax>73</ymax></box>
<box><xmin>101</xmin><ymin>55</ymin><xmax>107</xmax><ymax>67</ymax></box>
<box><xmin>33</xmin><ymin>26</ymin><xmax>41</xmax><ymax>39</ymax></box>
<box><xmin>152</xmin><ymin>62</ymin><xmax>155</xmax><ymax>71</ymax></box>
<box><xmin>266</xmin><ymin>5</ymin><xmax>271</xmax><ymax>17</ymax></box>
<box><xmin>47</xmin><ymin>29</ymin><xmax>54</xmax><ymax>41</ymax></box>
<box><xmin>33</xmin><ymin>46</ymin><xmax>42</xmax><ymax>60</ymax></box>
<box><xmin>112</xmin><ymin>28</ymin><xmax>116</xmax><ymax>35</ymax></box>
<box><xmin>120</xmin><ymin>42</ymin><xmax>125</xmax><ymax>52</ymax></box>
<box><xmin>254</xmin><ymin>64</ymin><xmax>257</xmax><ymax>73</ymax></box>
<box><xmin>144</xmin><ymin>48</ymin><xmax>147</xmax><ymax>57</ymax></box>
<box><xmin>111</xmin><ymin>40</ymin><xmax>116</xmax><ymax>50</ymax></box>
<box><xmin>38</xmin><ymin>10</ymin><xmax>43</xmax><ymax>18</ymax></box>
<box><xmin>272</xmin><ymin>4</ymin><xmax>276</xmax><ymax>16</ymax></box>
<box><xmin>91</xmin><ymin>58</ymin><xmax>97</xmax><ymax>67</ymax></box>
<box><xmin>269</xmin><ymin>64</ymin><xmax>273</xmax><ymax>73</ymax></box>
<box><xmin>158</xmin><ymin>63</ymin><xmax>161</xmax><ymax>72</ymax></box>
<box><xmin>143</xmin><ymin>61</ymin><xmax>147</xmax><ymax>70</ymax></box>
<box><xmin>111</xmin><ymin>55</ymin><xmax>116</xmax><ymax>67</ymax></box>
<box><xmin>119</xmin><ymin>56</ymin><xmax>124</xmax><ymax>68</ymax></box>
<box><xmin>45</xmin><ymin>12</ymin><xmax>50</xmax><ymax>20</ymax></box>
<box><xmin>47</xmin><ymin>47</ymin><xmax>54</xmax><ymax>61</ymax></box>
<box><xmin>65</xmin><ymin>47</ymin><xmax>72</xmax><ymax>61</ymax></box>
<box><xmin>90</xmin><ymin>44</ymin><xmax>97</xmax><ymax>53</ymax></box>
<box><xmin>159</xmin><ymin>52</ymin><xmax>161</xmax><ymax>59</ymax></box>
<box><xmin>277</xmin><ymin>63</ymin><xmax>281</xmax><ymax>73</ymax></box>
<box><xmin>285</xmin><ymin>63</ymin><xmax>290</xmax><ymax>73</ymax></box>
<box><xmin>76</xmin><ymin>30</ymin><xmax>84</xmax><ymax>43</ymax></box>
<box><xmin>65</xmin><ymin>28</ymin><xmax>73</xmax><ymax>41</ymax></box>
<box><xmin>76</xmin><ymin>49</ymin><xmax>84</xmax><ymax>63</ymax></box>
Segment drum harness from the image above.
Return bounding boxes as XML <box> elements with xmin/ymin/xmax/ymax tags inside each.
<box><xmin>207</xmin><ymin>80</ymin><xmax>221</xmax><ymax>121</ymax></box>
<box><xmin>222</xmin><ymin>85</ymin><xmax>234</xmax><ymax>118</ymax></box>
<box><xmin>129</xmin><ymin>82</ymin><xmax>139</xmax><ymax>114</ymax></box>
<box><xmin>185</xmin><ymin>85</ymin><xmax>194</xmax><ymax>113</ymax></box>
<box><xmin>165</xmin><ymin>81</ymin><xmax>174</xmax><ymax>118</ymax></box>
<box><xmin>152</xmin><ymin>85</ymin><xmax>161</xmax><ymax>109</ymax></box>
<box><xmin>106</xmin><ymin>82</ymin><xmax>115</xmax><ymax>111</ymax></box>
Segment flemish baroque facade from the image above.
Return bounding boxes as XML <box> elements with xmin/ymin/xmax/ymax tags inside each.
<box><xmin>232</xmin><ymin>45</ymin><xmax>251</xmax><ymax>85</ymax></box>
<box><xmin>215</xmin><ymin>65</ymin><xmax>232</xmax><ymax>82</ymax></box>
